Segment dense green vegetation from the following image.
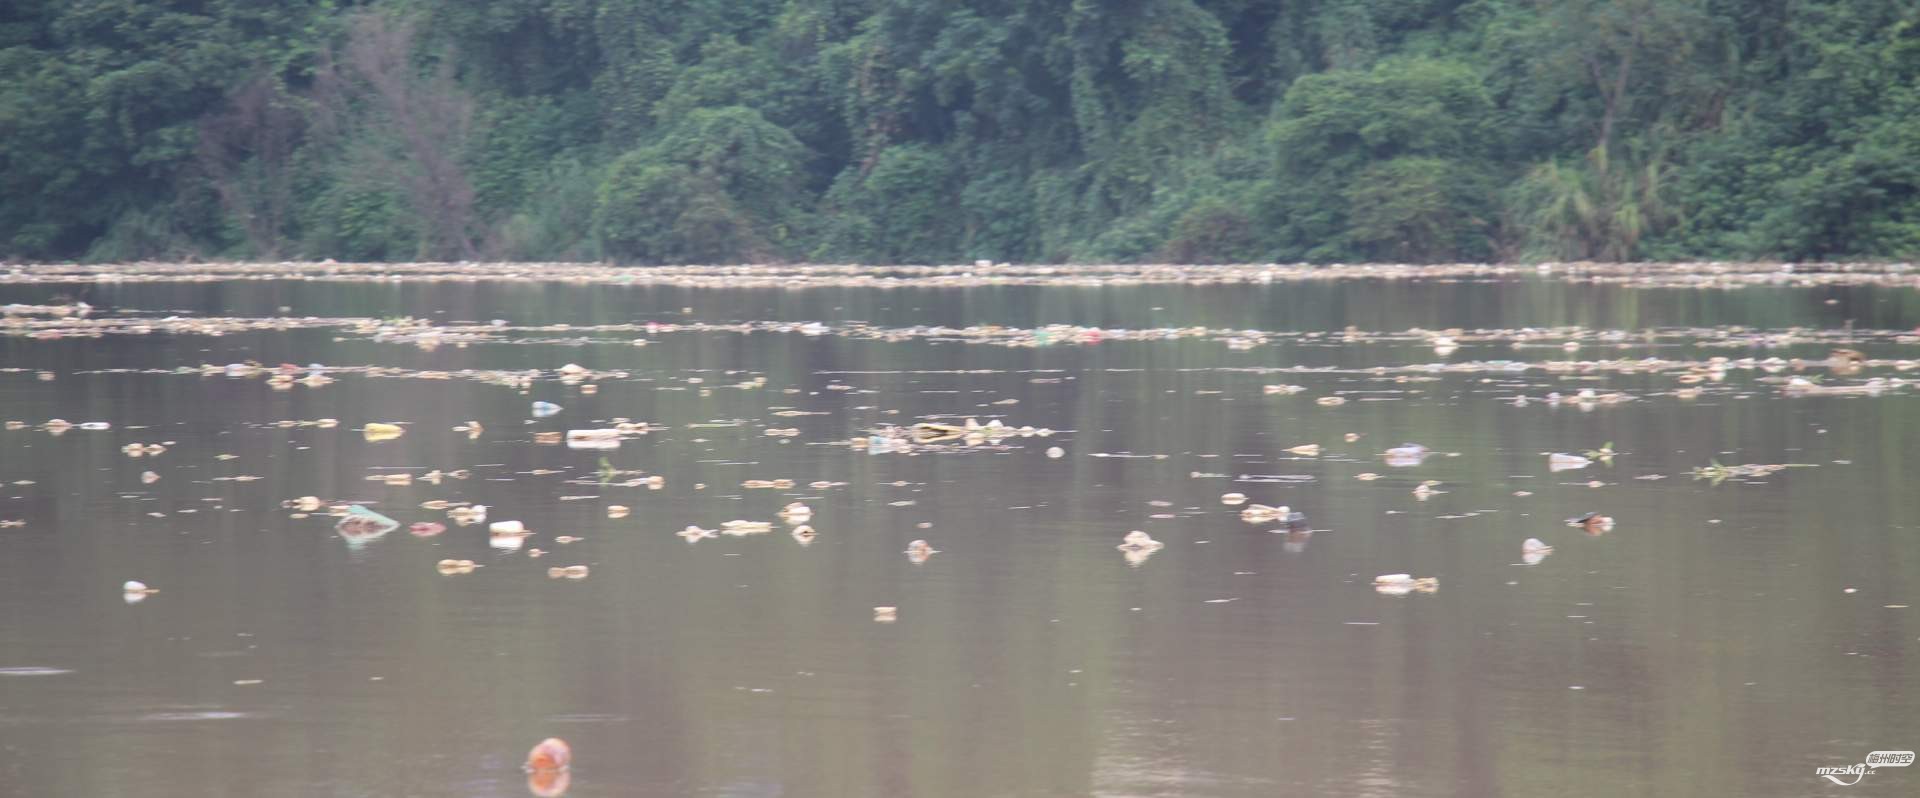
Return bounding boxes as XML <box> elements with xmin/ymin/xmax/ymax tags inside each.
<box><xmin>3</xmin><ymin>0</ymin><xmax>1918</xmax><ymax>264</ymax></box>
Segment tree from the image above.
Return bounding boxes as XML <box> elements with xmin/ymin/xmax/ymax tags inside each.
<box><xmin>312</xmin><ymin>11</ymin><xmax>482</xmax><ymax>261</ymax></box>
<box><xmin>6</xmin><ymin>0</ymin><xmax>1920</xmax><ymax>264</ymax></box>
<box><xmin>818</xmin><ymin>143</ymin><xmax>962</xmax><ymax>262</ymax></box>
<box><xmin>1508</xmin><ymin>145</ymin><xmax>1675</xmax><ymax>260</ymax></box>
<box><xmin>593</xmin><ymin>106</ymin><xmax>809</xmax><ymax>262</ymax></box>
<box><xmin>1346</xmin><ymin>157</ymin><xmax>1494</xmax><ymax>262</ymax></box>
<box><xmin>197</xmin><ymin>75</ymin><xmax>304</xmax><ymax>257</ymax></box>
<box><xmin>0</xmin><ymin>0</ymin><xmax>317</xmax><ymax>259</ymax></box>
<box><xmin>594</xmin><ymin>159</ymin><xmax>766</xmax><ymax>263</ymax></box>
<box><xmin>1265</xmin><ymin>57</ymin><xmax>1499</xmax><ymax>261</ymax></box>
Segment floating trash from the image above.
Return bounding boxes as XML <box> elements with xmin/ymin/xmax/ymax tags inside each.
<box><xmin>903</xmin><ymin>418</ymin><xmax>1051</xmax><ymax>445</ymax></box>
<box><xmin>1383</xmin><ymin>444</ymin><xmax>1431</xmax><ymax>467</ymax></box>
<box><xmin>1117</xmin><ymin>531</ymin><xmax>1164</xmax><ymax>566</ymax></box>
<box><xmin>905</xmin><ymin>539</ymin><xmax>938</xmax><ymax>564</ymax></box>
<box><xmin>435</xmin><ymin>559</ymin><xmax>478</xmax><ymax>575</ymax></box>
<box><xmin>408</xmin><ymin>521</ymin><xmax>446</xmax><ymax>538</ymax></box>
<box><xmin>1219</xmin><ymin>492</ymin><xmax>1248</xmax><ymax>506</ymax></box>
<box><xmin>336</xmin><ymin>506</ymin><xmax>399</xmax><ymax>547</ymax></box>
<box><xmin>677</xmin><ymin>525</ymin><xmax>717</xmax><ymax>543</ymax></box>
<box><xmin>1548</xmin><ymin>453</ymin><xmax>1593</xmax><ymax>471</ymax></box>
<box><xmin>1046</xmin><ymin>446</ymin><xmax>1065</xmax><ymax>458</ymax></box>
<box><xmin>1522</xmin><ymin>538</ymin><xmax>1554</xmax><ymax>565</ymax></box>
<box><xmin>1235</xmin><ymin>473</ymin><xmax>1316</xmax><ymax>484</ymax></box>
<box><xmin>525</xmin><ymin>737</ymin><xmax>572</xmax><ymax>774</ymax></box>
<box><xmin>566</xmin><ymin>428</ymin><xmax>622</xmax><ymax>443</ymax></box>
<box><xmin>1285</xmin><ymin>444</ymin><xmax>1322</xmax><ymax>456</ymax></box>
<box><xmin>719</xmin><ymin>520</ymin><xmax>771</xmax><ymax>536</ymax></box>
<box><xmin>873</xmin><ymin>606</ymin><xmax>898</xmax><ymax>623</ymax></box>
<box><xmin>1782</xmin><ymin>376</ymin><xmax>1893</xmax><ymax>396</ymax></box>
<box><xmin>1315</xmin><ymin>396</ymin><xmax>1347</xmax><ymax>406</ymax></box>
<box><xmin>547</xmin><ymin>566</ymin><xmax>589</xmax><ymax>580</ymax></box>
<box><xmin>361</xmin><ymin>423</ymin><xmax>404</xmax><ymax>441</ymax></box>
<box><xmin>1373</xmin><ymin>574</ymin><xmax>1439</xmax><ymax>595</ymax></box>
<box><xmin>790</xmin><ymin>525</ymin><xmax>817</xmax><ymax>544</ymax></box>
<box><xmin>1240</xmin><ymin>504</ymin><xmax>1303</xmax><ymax>524</ymax></box>
<box><xmin>12</xmin><ymin>261</ymin><xmax>1920</xmax><ymax>293</ymax></box>
<box><xmin>531</xmin><ymin>401</ymin><xmax>562</xmax><ymax>418</ymax></box>
<box><xmin>606</xmin><ymin>505</ymin><xmax>630</xmax><ymax>519</ymax></box>
<box><xmin>1566</xmin><ymin>512</ymin><xmax>1615</xmax><ymax>535</ymax></box>
<box><xmin>122</xmin><ymin>580</ymin><xmax>160</xmax><ymax>603</ymax></box>
<box><xmin>1690</xmin><ymin>460</ymin><xmax>1816</xmax><ymax>485</ymax></box>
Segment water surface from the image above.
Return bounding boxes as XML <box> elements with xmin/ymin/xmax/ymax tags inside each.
<box><xmin>1</xmin><ymin>272</ymin><xmax>1917</xmax><ymax>797</ymax></box>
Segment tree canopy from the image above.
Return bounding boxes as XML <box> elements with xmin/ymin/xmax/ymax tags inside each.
<box><xmin>3</xmin><ymin>0</ymin><xmax>1917</xmax><ymax>263</ymax></box>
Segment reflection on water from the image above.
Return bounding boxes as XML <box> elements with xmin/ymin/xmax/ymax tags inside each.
<box><xmin>136</xmin><ymin>710</ymin><xmax>258</xmax><ymax>722</ymax></box>
<box><xmin>1</xmin><ymin>274</ymin><xmax>1918</xmax><ymax>797</ymax></box>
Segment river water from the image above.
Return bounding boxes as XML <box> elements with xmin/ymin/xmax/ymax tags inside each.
<box><xmin>1</xmin><ymin>268</ymin><xmax>1916</xmax><ymax>796</ymax></box>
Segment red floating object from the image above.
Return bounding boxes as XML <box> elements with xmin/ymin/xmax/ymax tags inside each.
<box><xmin>526</xmin><ymin>737</ymin><xmax>571</xmax><ymax>773</ymax></box>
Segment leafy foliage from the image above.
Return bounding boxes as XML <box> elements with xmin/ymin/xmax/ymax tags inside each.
<box><xmin>3</xmin><ymin>0</ymin><xmax>1919</xmax><ymax>263</ymax></box>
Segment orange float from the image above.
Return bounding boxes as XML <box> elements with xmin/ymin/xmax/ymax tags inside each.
<box><xmin>525</xmin><ymin>737</ymin><xmax>571</xmax><ymax>772</ymax></box>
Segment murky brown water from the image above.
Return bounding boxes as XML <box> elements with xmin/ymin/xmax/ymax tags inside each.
<box><xmin>2</xmin><ymin>271</ymin><xmax>1918</xmax><ymax>797</ymax></box>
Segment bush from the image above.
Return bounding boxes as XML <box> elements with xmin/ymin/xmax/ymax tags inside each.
<box><xmin>818</xmin><ymin>144</ymin><xmax>962</xmax><ymax>262</ymax></box>
<box><xmin>1345</xmin><ymin>157</ymin><xmax>1492</xmax><ymax>262</ymax></box>
<box><xmin>1158</xmin><ymin>200</ymin><xmax>1260</xmax><ymax>264</ymax></box>
<box><xmin>594</xmin><ymin>156</ymin><xmax>768</xmax><ymax>263</ymax></box>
